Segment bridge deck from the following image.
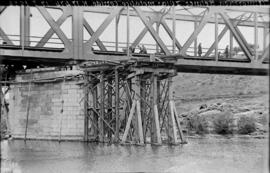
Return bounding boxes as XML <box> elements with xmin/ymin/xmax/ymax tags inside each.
<box><xmin>0</xmin><ymin>46</ymin><xmax>268</xmax><ymax>76</ymax></box>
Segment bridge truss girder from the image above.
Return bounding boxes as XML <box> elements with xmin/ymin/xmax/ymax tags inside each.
<box><xmin>0</xmin><ymin>6</ymin><xmax>269</xmax><ymax>74</ymax></box>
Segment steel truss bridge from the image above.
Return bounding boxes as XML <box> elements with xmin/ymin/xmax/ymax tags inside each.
<box><xmin>0</xmin><ymin>6</ymin><xmax>269</xmax><ymax>75</ymax></box>
<box><xmin>0</xmin><ymin>6</ymin><xmax>269</xmax><ymax>145</ymax></box>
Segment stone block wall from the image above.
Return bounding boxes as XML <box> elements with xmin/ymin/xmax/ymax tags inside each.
<box><xmin>8</xmin><ymin>68</ymin><xmax>85</xmax><ymax>140</ymax></box>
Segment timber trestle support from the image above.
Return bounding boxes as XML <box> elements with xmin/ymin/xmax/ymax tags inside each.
<box><xmin>82</xmin><ymin>60</ymin><xmax>187</xmax><ymax>145</ymax></box>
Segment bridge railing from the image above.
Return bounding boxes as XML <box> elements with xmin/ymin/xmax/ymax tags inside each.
<box><xmin>0</xmin><ymin>34</ymin><xmax>263</xmax><ymax>59</ymax></box>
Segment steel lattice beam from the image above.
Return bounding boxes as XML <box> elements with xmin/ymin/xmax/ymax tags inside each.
<box><xmin>133</xmin><ymin>7</ymin><xmax>171</xmax><ymax>55</ymax></box>
<box><xmin>83</xmin><ymin>7</ymin><xmax>269</xmax><ymax>28</ymax></box>
<box><xmin>84</xmin><ymin>7</ymin><xmax>123</xmax><ymax>52</ymax></box>
<box><xmin>0</xmin><ymin>6</ymin><xmax>268</xmax><ymax>75</ymax></box>
<box><xmin>37</xmin><ymin>7</ymin><xmax>72</xmax><ymax>51</ymax></box>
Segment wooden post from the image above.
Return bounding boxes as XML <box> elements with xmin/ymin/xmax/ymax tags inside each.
<box><xmin>115</xmin><ymin>69</ymin><xmax>120</xmax><ymax>141</ymax></box>
<box><xmin>168</xmin><ymin>77</ymin><xmax>177</xmax><ymax>144</ymax></box>
<box><xmin>99</xmin><ymin>72</ymin><xmax>104</xmax><ymax>142</ymax></box>
<box><xmin>169</xmin><ymin>101</ymin><xmax>177</xmax><ymax>144</ymax></box>
<box><xmin>165</xmin><ymin>80</ymin><xmax>171</xmax><ymax>142</ymax></box>
<box><xmin>136</xmin><ymin>100</ymin><xmax>144</xmax><ymax>144</ymax></box>
<box><xmin>173</xmin><ymin>102</ymin><xmax>186</xmax><ymax>143</ymax></box>
<box><xmin>122</xmin><ymin>100</ymin><xmax>136</xmax><ymax>143</ymax></box>
<box><xmin>93</xmin><ymin>83</ymin><xmax>98</xmax><ymax>139</ymax></box>
<box><xmin>154</xmin><ymin>104</ymin><xmax>161</xmax><ymax>144</ymax></box>
<box><xmin>151</xmin><ymin>75</ymin><xmax>156</xmax><ymax>143</ymax></box>
<box><xmin>83</xmin><ymin>76</ymin><xmax>89</xmax><ymax>141</ymax></box>
<box><xmin>151</xmin><ymin>74</ymin><xmax>161</xmax><ymax>144</ymax></box>
<box><xmin>108</xmin><ymin>78</ymin><xmax>113</xmax><ymax>140</ymax></box>
<box><xmin>141</xmin><ymin>79</ymin><xmax>147</xmax><ymax>141</ymax></box>
<box><xmin>135</xmin><ymin>75</ymin><xmax>144</xmax><ymax>144</ymax></box>
<box><xmin>157</xmin><ymin>80</ymin><xmax>160</xmax><ymax>113</ymax></box>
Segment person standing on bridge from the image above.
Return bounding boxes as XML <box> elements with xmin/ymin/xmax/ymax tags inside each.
<box><xmin>129</xmin><ymin>46</ymin><xmax>135</xmax><ymax>54</ymax></box>
<box><xmin>224</xmin><ymin>45</ymin><xmax>229</xmax><ymax>58</ymax></box>
<box><xmin>139</xmin><ymin>45</ymin><xmax>147</xmax><ymax>54</ymax></box>
<box><xmin>198</xmin><ymin>43</ymin><xmax>202</xmax><ymax>57</ymax></box>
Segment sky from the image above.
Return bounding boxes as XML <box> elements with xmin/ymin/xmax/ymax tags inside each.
<box><xmin>0</xmin><ymin>6</ymin><xmax>269</xmax><ymax>55</ymax></box>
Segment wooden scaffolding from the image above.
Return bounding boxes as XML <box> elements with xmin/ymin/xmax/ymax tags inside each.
<box><xmin>82</xmin><ymin>61</ymin><xmax>186</xmax><ymax>145</ymax></box>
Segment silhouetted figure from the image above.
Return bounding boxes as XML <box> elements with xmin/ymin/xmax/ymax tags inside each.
<box><xmin>139</xmin><ymin>45</ymin><xmax>147</xmax><ymax>54</ymax></box>
<box><xmin>224</xmin><ymin>45</ymin><xmax>229</xmax><ymax>58</ymax></box>
<box><xmin>198</xmin><ymin>43</ymin><xmax>202</xmax><ymax>57</ymax></box>
<box><xmin>137</xmin><ymin>45</ymin><xmax>141</xmax><ymax>53</ymax></box>
<box><xmin>129</xmin><ymin>46</ymin><xmax>135</xmax><ymax>53</ymax></box>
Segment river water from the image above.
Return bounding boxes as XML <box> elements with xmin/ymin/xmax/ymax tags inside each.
<box><xmin>1</xmin><ymin>137</ymin><xmax>269</xmax><ymax>173</ymax></box>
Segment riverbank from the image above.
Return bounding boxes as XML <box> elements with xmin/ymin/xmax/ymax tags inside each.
<box><xmin>177</xmin><ymin>95</ymin><xmax>268</xmax><ymax>137</ymax></box>
<box><xmin>172</xmin><ymin>73</ymin><xmax>269</xmax><ymax>137</ymax></box>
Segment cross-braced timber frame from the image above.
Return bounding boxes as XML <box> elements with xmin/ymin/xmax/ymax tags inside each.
<box><xmin>83</xmin><ymin>61</ymin><xmax>186</xmax><ymax>145</ymax></box>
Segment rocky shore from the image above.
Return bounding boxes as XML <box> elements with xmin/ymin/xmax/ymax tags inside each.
<box><xmin>173</xmin><ymin>73</ymin><xmax>269</xmax><ymax>137</ymax></box>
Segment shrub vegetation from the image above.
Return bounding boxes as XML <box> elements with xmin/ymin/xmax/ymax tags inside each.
<box><xmin>213</xmin><ymin>112</ymin><xmax>234</xmax><ymax>134</ymax></box>
<box><xmin>238</xmin><ymin>116</ymin><xmax>256</xmax><ymax>134</ymax></box>
<box><xmin>187</xmin><ymin>115</ymin><xmax>209</xmax><ymax>135</ymax></box>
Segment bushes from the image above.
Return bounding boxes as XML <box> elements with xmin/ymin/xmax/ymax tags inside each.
<box><xmin>238</xmin><ymin>116</ymin><xmax>256</xmax><ymax>134</ymax></box>
<box><xmin>213</xmin><ymin>112</ymin><xmax>234</xmax><ymax>134</ymax></box>
<box><xmin>185</xmin><ymin>111</ymin><xmax>259</xmax><ymax>136</ymax></box>
<box><xmin>187</xmin><ymin>115</ymin><xmax>209</xmax><ymax>135</ymax></box>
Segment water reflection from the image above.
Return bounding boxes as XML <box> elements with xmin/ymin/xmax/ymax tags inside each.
<box><xmin>1</xmin><ymin>137</ymin><xmax>268</xmax><ymax>173</ymax></box>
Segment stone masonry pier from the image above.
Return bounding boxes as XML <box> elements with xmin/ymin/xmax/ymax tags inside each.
<box><xmin>8</xmin><ymin>67</ymin><xmax>85</xmax><ymax>140</ymax></box>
